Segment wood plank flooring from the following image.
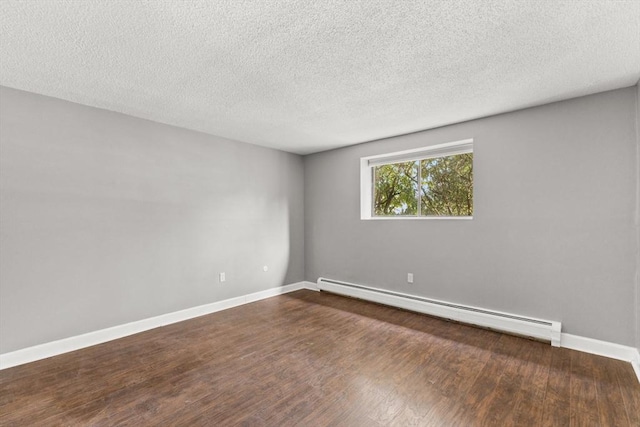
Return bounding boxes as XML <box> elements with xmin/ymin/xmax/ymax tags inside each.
<box><xmin>1</xmin><ymin>290</ymin><xmax>638</xmax><ymax>426</ymax></box>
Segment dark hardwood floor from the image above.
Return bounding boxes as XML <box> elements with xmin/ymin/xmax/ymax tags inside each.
<box><xmin>1</xmin><ymin>290</ymin><xmax>638</xmax><ymax>426</ymax></box>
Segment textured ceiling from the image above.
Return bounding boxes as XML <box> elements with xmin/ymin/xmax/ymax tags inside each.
<box><xmin>1</xmin><ymin>1</ymin><xmax>639</xmax><ymax>154</ymax></box>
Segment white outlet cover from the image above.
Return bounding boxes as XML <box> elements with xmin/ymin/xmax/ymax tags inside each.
<box><xmin>263</xmin><ymin>266</ymin><xmax>268</xmax><ymax>272</ymax></box>
<box><xmin>407</xmin><ymin>273</ymin><xmax>414</xmax><ymax>284</ymax></box>
<box><xmin>219</xmin><ymin>272</ymin><xmax>226</xmax><ymax>282</ymax></box>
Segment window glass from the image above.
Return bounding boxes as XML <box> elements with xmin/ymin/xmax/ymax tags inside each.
<box><xmin>420</xmin><ymin>153</ymin><xmax>473</xmax><ymax>216</ymax></box>
<box><xmin>373</xmin><ymin>161</ymin><xmax>418</xmax><ymax>216</ymax></box>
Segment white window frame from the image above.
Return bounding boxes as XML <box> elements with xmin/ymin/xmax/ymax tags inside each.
<box><xmin>360</xmin><ymin>138</ymin><xmax>474</xmax><ymax>220</ymax></box>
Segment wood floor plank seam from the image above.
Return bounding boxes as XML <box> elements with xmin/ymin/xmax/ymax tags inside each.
<box><xmin>536</xmin><ymin>351</ymin><xmax>554</xmax><ymax>425</ymax></box>
<box><xmin>615</xmin><ymin>355</ymin><xmax>640</xmax><ymax>426</ymax></box>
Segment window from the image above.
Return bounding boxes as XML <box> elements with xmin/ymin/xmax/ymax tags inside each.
<box><xmin>361</xmin><ymin>139</ymin><xmax>473</xmax><ymax>219</ymax></box>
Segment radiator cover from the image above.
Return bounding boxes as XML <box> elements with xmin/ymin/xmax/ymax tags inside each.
<box><xmin>317</xmin><ymin>277</ymin><xmax>561</xmax><ymax>346</ymax></box>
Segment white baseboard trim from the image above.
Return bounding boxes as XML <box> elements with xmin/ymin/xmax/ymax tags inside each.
<box><xmin>0</xmin><ymin>281</ymin><xmax>317</xmax><ymax>370</ymax></box>
<box><xmin>560</xmin><ymin>333</ymin><xmax>638</xmax><ymax>361</ymax></box>
<box><xmin>3</xmin><ymin>282</ymin><xmax>637</xmax><ymax>385</ymax></box>
<box><xmin>303</xmin><ymin>280</ymin><xmax>320</xmax><ymax>291</ymax></box>
<box><xmin>631</xmin><ymin>349</ymin><xmax>640</xmax><ymax>384</ymax></box>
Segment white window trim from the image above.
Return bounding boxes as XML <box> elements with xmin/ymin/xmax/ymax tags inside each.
<box><xmin>360</xmin><ymin>138</ymin><xmax>474</xmax><ymax>220</ymax></box>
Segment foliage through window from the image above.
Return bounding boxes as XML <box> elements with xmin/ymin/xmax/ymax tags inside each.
<box><xmin>362</xmin><ymin>140</ymin><xmax>473</xmax><ymax>218</ymax></box>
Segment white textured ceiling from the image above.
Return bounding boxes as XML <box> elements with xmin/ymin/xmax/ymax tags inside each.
<box><xmin>1</xmin><ymin>1</ymin><xmax>639</xmax><ymax>154</ymax></box>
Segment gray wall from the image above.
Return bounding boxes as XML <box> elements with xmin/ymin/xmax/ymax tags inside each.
<box><xmin>636</xmin><ymin>83</ymin><xmax>640</xmax><ymax>352</ymax></box>
<box><xmin>2</xmin><ymin>84</ymin><xmax>639</xmax><ymax>354</ymax></box>
<box><xmin>0</xmin><ymin>86</ymin><xmax>304</xmax><ymax>354</ymax></box>
<box><xmin>305</xmin><ymin>87</ymin><xmax>638</xmax><ymax>346</ymax></box>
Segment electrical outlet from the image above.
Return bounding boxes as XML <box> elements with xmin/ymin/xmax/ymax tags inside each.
<box><xmin>263</xmin><ymin>265</ymin><xmax>268</xmax><ymax>272</ymax></box>
<box><xmin>219</xmin><ymin>272</ymin><xmax>226</xmax><ymax>283</ymax></box>
<box><xmin>407</xmin><ymin>273</ymin><xmax>414</xmax><ymax>284</ymax></box>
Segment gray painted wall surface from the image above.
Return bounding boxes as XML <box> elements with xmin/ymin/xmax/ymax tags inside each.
<box><xmin>636</xmin><ymin>83</ymin><xmax>640</xmax><ymax>351</ymax></box>
<box><xmin>305</xmin><ymin>87</ymin><xmax>638</xmax><ymax>346</ymax></box>
<box><xmin>0</xmin><ymin>86</ymin><xmax>304</xmax><ymax>354</ymax></box>
<box><xmin>2</xmin><ymin>84</ymin><xmax>639</xmax><ymax>354</ymax></box>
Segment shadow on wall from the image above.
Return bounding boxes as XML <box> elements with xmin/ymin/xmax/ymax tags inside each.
<box><xmin>0</xmin><ymin>86</ymin><xmax>305</xmax><ymax>354</ymax></box>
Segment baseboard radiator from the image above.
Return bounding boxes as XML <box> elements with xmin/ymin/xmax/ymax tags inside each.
<box><xmin>317</xmin><ymin>278</ymin><xmax>561</xmax><ymax>347</ymax></box>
